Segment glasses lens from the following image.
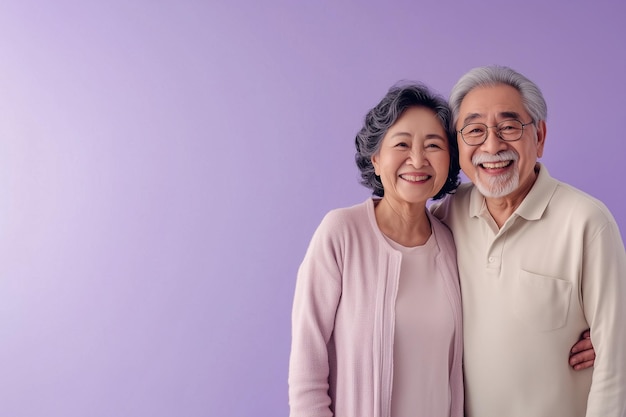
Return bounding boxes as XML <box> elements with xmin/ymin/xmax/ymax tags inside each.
<box><xmin>497</xmin><ymin>120</ymin><xmax>524</xmax><ymax>141</ymax></box>
<box><xmin>461</xmin><ymin>123</ymin><xmax>487</xmax><ymax>145</ymax></box>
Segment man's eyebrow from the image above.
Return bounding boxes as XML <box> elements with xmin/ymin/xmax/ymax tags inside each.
<box><xmin>461</xmin><ymin>113</ymin><xmax>482</xmax><ymax>125</ymax></box>
<box><xmin>499</xmin><ymin>111</ymin><xmax>522</xmax><ymax>120</ymax></box>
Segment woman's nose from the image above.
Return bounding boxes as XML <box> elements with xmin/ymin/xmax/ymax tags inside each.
<box><xmin>408</xmin><ymin>148</ymin><xmax>429</xmax><ymax>166</ymax></box>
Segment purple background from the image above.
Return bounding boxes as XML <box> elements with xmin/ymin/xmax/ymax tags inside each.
<box><xmin>0</xmin><ymin>1</ymin><xmax>624</xmax><ymax>416</ymax></box>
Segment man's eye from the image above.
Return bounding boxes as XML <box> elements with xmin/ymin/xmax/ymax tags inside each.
<box><xmin>498</xmin><ymin>121</ymin><xmax>522</xmax><ymax>131</ymax></box>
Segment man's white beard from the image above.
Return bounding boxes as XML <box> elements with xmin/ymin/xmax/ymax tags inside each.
<box><xmin>472</xmin><ymin>150</ymin><xmax>520</xmax><ymax>198</ymax></box>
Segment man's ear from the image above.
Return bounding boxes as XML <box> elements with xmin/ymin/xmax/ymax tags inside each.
<box><xmin>536</xmin><ymin>120</ymin><xmax>547</xmax><ymax>158</ymax></box>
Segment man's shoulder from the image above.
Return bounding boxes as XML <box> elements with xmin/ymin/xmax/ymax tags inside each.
<box><xmin>446</xmin><ymin>182</ymin><xmax>475</xmax><ymax>205</ymax></box>
<box><xmin>534</xmin><ymin>164</ymin><xmax>614</xmax><ymax>224</ymax></box>
<box><xmin>430</xmin><ymin>182</ymin><xmax>474</xmax><ymax>219</ymax></box>
<box><xmin>551</xmin><ymin>180</ymin><xmax>616</xmax><ymax>225</ymax></box>
<box><xmin>453</xmin><ymin>182</ymin><xmax>475</xmax><ymax>200</ymax></box>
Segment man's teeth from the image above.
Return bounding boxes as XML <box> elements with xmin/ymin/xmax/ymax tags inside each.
<box><xmin>402</xmin><ymin>174</ymin><xmax>429</xmax><ymax>181</ymax></box>
<box><xmin>481</xmin><ymin>161</ymin><xmax>510</xmax><ymax>169</ymax></box>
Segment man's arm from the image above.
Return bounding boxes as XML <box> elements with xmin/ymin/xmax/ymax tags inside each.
<box><xmin>581</xmin><ymin>220</ymin><xmax>626</xmax><ymax>416</ymax></box>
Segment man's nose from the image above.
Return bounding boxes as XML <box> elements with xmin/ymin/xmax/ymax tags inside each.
<box><xmin>481</xmin><ymin>127</ymin><xmax>507</xmax><ymax>153</ymax></box>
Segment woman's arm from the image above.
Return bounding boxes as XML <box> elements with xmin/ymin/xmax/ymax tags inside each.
<box><xmin>288</xmin><ymin>215</ymin><xmax>343</xmax><ymax>417</ymax></box>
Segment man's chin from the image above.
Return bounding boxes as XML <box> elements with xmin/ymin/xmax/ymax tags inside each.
<box><xmin>474</xmin><ymin>175</ymin><xmax>518</xmax><ymax>199</ymax></box>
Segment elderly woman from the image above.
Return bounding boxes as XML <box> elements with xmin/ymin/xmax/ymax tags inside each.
<box><xmin>288</xmin><ymin>83</ymin><xmax>463</xmax><ymax>417</ymax></box>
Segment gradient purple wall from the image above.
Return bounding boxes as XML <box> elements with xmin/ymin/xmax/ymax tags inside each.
<box><xmin>0</xmin><ymin>1</ymin><xmax>624</xmax><ymax>416</ymax></box>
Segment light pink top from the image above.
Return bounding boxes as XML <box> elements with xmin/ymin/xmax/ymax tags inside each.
<box><xmin>289</xmin><ymin>199</ymin><xmax>463</xmax><ymax>417</ymax></box>
<box><xmin>384</xmin><ymin>234</ymin><xmax>455</xmax><ymax>417</ymax></box>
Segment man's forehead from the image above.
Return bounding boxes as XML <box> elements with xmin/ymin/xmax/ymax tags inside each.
<box><xmin>459</xmin><ymin>86</ymin><xmax>526</xmax><ymax>119</ymax></box>
<box><xmin>461</xmin><ymin>110</ymin><xmax>524</xmax><ymax>124</ymax></box>
<box><xmin>462</xmin><ymin>84</ymin><xmax>522</xmax><ymax>102</ymax></box>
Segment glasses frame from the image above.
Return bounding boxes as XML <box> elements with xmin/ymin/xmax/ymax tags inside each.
<box><xmin>458</xmin><ymin>119</ymin><xmax>535</xmax><ymax>146</ymax></box>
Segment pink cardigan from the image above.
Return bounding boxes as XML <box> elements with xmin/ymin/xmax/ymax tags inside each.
<box><xmin>289</xmin><ymin>199</ymin><xmax>464</xmax><ymax>417</ymax></box>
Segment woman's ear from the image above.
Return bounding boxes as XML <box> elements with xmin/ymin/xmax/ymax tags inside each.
<box><xmin>371</xmin><ymin>154</ymin><xmax>380</xmax><ymax>176</ymax></box>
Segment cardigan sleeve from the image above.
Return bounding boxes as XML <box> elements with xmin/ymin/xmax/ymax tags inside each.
<box><xmin>288</xmin><ymin>213</ymin><xmax>344</xmax><ymax>417</ymax></box>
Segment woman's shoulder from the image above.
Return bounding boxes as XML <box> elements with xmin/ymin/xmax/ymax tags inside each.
<box><xmin>308</xmin><ymin>200</ymin><xmax>379</xmax><ymax>248</ymax></box>
<box><xmin>320</xmin><ymin>199</ymin><xmax>373</xmax><ymax>229</ymax></box>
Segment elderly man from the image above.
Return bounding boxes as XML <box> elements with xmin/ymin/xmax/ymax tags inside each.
<box><xmin>432</xmin><ymin>65</ymin><xmax>626</xmax><ymax>417</ymax></box>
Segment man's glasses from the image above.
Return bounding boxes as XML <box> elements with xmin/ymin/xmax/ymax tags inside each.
<box><xmin>458</xmin><ymin>119</ymin><xmax>534</xmax><ymax>146</ymax></box>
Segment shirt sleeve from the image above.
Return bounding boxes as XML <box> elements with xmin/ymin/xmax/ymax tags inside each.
<box><xmin>582</xmin><ymin>218</ymin><xmax>626</xmax><ymax>417</ymax></box>
<box><xmin>288</xmin><ymin>214</ymin><xmax>343</xmax><ymax>417</ymax></box>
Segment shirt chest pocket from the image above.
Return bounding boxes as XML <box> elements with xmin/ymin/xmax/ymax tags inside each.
<box><xmin>511</xmin><ymin>270</ymin><xmax>572</xmax><ymax>331</ymax></box>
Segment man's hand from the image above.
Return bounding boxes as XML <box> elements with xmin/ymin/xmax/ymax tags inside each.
<box><xmin>569</xmin><ymin>329</ymin><xmax>595</xmax><ymax>370</ymax></box>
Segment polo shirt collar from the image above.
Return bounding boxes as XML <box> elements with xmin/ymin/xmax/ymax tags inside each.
<box><xmin>468</xmin><ymin>163</ymin><xmax>559</xmax><ymax>221</ymax></box>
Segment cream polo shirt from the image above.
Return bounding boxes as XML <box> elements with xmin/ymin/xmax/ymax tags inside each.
<box><xmin>432</xmin><ymin>164</ymin><xmax>626</xmax><ymax>417</ymax></box>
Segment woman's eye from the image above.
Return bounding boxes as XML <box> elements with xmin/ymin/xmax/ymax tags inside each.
<box><xmin>425</xmin><ymin>143</ymin><xmax>443</xmax><ymax>150</ymax></box>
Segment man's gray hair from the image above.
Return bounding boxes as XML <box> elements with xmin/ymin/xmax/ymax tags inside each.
<box><xmin>449</xmin><ymin>65</ymin><xmax>548</xmax><ymax>128</ymax></box>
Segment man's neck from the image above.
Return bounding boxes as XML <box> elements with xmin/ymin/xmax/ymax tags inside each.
<box><xmin>484</xmin><ymin>165</ymin><xmax>540</xmax><ymax>228</ymax></box>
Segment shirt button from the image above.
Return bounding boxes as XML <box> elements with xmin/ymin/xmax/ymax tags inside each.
<box><xmin>488</xmin><ymin>257</ymin><xmax>495</xmax><ymax>263</ymax></box>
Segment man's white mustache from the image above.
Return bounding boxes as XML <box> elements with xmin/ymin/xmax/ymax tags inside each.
<box><xmin>472</xmin><ymin>150</ymin><xmax>519</xmax><ymax>166</ymax></box>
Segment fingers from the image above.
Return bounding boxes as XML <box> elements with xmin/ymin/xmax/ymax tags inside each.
<box><xmin>569</xmin><ymin>345</ymin><xmax>596</xmax><ymax>370</ymax></box>
<box><xmin>569</xmin><ymin>349</ymin><xmax>596</xmax><ymax>363</ymax></box>
<box><xmin>569</xmin><ymin>328</ymin><xmax>595</xmax><ymax>371</ymax></box>
<box><xmin>570</xmin><ymin>337</ymin><xmax>593</xmax><ymax>354</ymax></box>
<box><xmin>570</xmin><ymin>359</ymin><xmax>594</xmax><ymax>371</ymax></box>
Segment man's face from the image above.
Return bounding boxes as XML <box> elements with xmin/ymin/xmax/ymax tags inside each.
<box><xmin>456</xmin><ymin>84</ymin><xmax>546</xmax><ymax>200</ymax></box>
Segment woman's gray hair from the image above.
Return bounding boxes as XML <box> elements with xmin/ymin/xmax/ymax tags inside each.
<box><xmin>355</xmin><ymin>82</ymin><xmax>460</xmax><ymax>200</ymax></box>
<box><xmin>449</xmin><ymin>65</ymin><xmax>548</xmax><ymax>128</ymax></box>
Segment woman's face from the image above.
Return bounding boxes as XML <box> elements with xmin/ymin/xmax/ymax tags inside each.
<box><xmin>371</xmin><ymin>106</ymin><xmax>450</xmax><ymax>206</ymax></box>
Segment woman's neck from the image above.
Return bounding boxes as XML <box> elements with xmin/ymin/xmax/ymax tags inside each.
<box><xmin>374</xmin><ymin>197</ymin><xmax>431</xmax><ymax>247</ymax></box>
